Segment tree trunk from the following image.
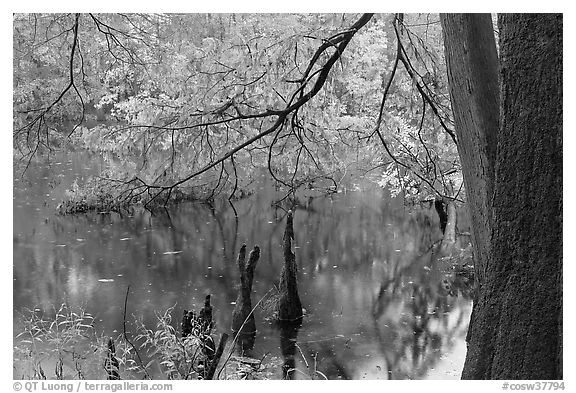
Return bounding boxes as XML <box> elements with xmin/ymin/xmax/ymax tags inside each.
<box><xmin>460</xmin><ymin>14</ymin><xmax>563</xmax><ymax>380</ymax></box>
<box><xmin>440</xmin><ymin>13</ymin><xmax>500</xmax><ymax>285</ymax></box>
<box><xmin>440</xmin><ymin>201</ymin><xmax>458</xmax><ymax>255</ymax></box>
<box><xmin>443</xmin><ymin>13</ymin><xmax>562</xmax><ymax>379</ymax></box>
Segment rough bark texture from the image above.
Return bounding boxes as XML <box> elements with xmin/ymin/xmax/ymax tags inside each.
<box><xmin>440</xmin><ymin>13</ymin><xmax>500</xmax><ymax>285</ymax></box>
<box><xmin>278</xmin><ymin>210</ymin><xmax>303</xmax><ymax>321</ymax></box>
<box><xmin>181</xmin><ymin>295</ymin><xmax>213</xmax><ymax>338</ymax></box>
<box><xmin>231</xmin><ymin>244</ymin><xmax>260</xmax><ymax>339</ymax></box>
<box><xmin>461</xmin><ymin>14</ymin><xmax>562</xmax><ymax>379</ymax></box>
<box><xmin>198</xmin><ymin>294</ymin><xmax>213</xmax><ymax>333</ymax></box>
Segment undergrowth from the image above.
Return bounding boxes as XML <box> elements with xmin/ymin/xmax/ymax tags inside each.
<box><xmin>13</xmin><ymin>303</ymin><xmax>297</xmax><ymax>380</ymax></box>
<box><xmin>13</xmin><ymin>304</ymin><xmax>218</xmax><ymax>380</ymax></box>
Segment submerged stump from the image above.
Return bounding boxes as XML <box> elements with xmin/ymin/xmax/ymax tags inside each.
<box><xmin>199</xmin><ymin>294</ymin><xmax>213</xmax><ymax>333</ymax></box>
<box><xmin>231</xmin><ymin>244</ymin><xmax>260</xmax><ymax>352</ymax></box>
<box><xmin>180</xmin><ymin>295</ymin><xmax>219</xmax><ymax>376</ymax></box>
<box><xmin>277</xmin><ymin>210</ymin><xmax>303</xmax><ymax>322</ymax></box>
<box><xmin>182</xmin><ymin>295</ymin><xmax>214</xmax><ymax>338</ymax></box>
<box><xmin>181</xmin><ymin>310</ymin><xmax>194</xmax><ymax>337</ymax></box>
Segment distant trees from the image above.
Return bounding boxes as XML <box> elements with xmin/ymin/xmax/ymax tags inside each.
<box><xmin>441</xmin><ymin>13</ymin><xmax>562</xmax><ymax>379</ymax></box>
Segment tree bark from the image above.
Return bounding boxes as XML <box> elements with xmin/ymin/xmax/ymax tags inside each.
<box><xmin>440</xmin><ymin>13</ymin><xmax>500</xmax><ymax>285</ymax></box>
<box><xmin>278</xmin><ymin>210</ymin><xmax>303</xmax><ymax>321</ymax></box>
<box><xmin>453</xmin><ymin>14</ymin><xmax>563</xmax><ymax>379</ymax></box>
<box><xmin>440</xmin><ymin>201</ymin><xmax>458</xmax><ymax>255</ymax></box>
<box><xmin>231</xmin><ymin>244</ymin><xmax>260</xmax><ymax>344</ymax></box>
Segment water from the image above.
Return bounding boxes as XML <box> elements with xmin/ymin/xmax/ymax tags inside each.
<box><xmin>13</xmin><ymin>150</ymin><xmax>472</xmax><ymax>380</ymax></box>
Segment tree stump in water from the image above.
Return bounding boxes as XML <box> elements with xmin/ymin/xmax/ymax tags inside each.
<box><xmin>181</xmin><ymin>295</ymin><xmax>220</xmax><ymax>375</ymax></box>
<box><xmin>182</xmin><ymin>295</ymin><xmax>214</xmax><ymax>338</ymax></box>
<box><xmin>199</xmin><ymin>294</ymin><xmax>213</xmax><ymax>333</ymax></box>
<box><xmin>231</xmin><ymin>244</ymin><xmax>260</xmax><ymax>352</ymax></box>
<box><xmin>277</xmin><ymin>210</ymin><xmax>303</xmax><ymax>321</ymax></box>
<box><xmin>181</xmin><ymin>310</ymin><xmax>194</xmax><ymax>337</ymax></box>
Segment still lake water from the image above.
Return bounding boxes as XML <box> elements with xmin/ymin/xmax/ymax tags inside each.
<box><xmin>13</xmin><ymin>151</ymin><xmax>471</xmax><ymax>380</ymax></box>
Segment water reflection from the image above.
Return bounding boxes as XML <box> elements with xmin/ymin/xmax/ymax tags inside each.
<box><xmin>13</xmin><ymin>152</ymin><xmax>472</xmax><ymax>379</ymax></box>
<box><xmin>278</xmin><ymin>321</ymin><xmax>301</xmax><ymax>380</ymax></box>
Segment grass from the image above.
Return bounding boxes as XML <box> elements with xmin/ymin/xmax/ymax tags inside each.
<box><xmin>14</xmin><ymin>294</ymin><xmax>330</xmax><ymax>380</ymax></box>
<box><xmin>14</xmin><ymin>303</ymin><xmax>222</xmax><ymax>380</ymax></box>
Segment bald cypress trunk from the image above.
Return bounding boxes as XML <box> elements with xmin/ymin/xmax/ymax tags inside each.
<box><xmin>440</xmin><ymin>13</ymin><xmax>499</xmax><ymax>285</ymax></box>
<box><xmin>440</xmin><ymin>201</ymin><xmax>458</xmax><ymax>255</ymax></box>
<box><xmin>443</xmin><ymin>13</ymin><xmax>562</xmax><ymax>379</ymax></box>
<box><xmin>461</xmin><ymin>14</ymin><xmax>562</xmax><ymax>379</ymax></box>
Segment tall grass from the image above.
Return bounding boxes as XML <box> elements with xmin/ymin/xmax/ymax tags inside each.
<box><xmin>14</xmin><ymin>304</ymin><xmax>216</xmax><ymax>380</ymax></box>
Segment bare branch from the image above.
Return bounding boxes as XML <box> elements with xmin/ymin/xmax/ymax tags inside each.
<box><xmin>15</xmin><ymin>13</ymin><xmax>83</xmax><ymax>142</ymax></box>
<box><xmin>393</xmin><ymin>14</ymin><xmax>457</xmax><ymax>145</ymax></box>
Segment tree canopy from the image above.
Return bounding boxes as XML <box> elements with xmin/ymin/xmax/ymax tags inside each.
<box><xmin>14</xmin><ymin>13</ymin><xmax>462</xmax><ymax>211</ymax></box>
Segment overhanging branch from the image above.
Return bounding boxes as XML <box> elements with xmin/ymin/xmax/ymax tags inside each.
<box><xmin>124</xmin><ymin>13</ymin><xmax>375</xmax><ymax>206</ymax></box>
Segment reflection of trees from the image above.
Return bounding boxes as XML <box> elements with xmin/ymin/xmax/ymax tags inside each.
<box><xmin>278</xmin><ymin>321</ymin><xmax>300</xmax><ymax>379</ymax></box>
<box><xmin>289</xmin><ymin>275</ymin><xmax>469</xmax><ymax>380</ymax></box>
<box><xmin>275</xmin><ymin>319</ymin><xmax>352</xmax><ymax>380</ymax></box>
<box><xmin>299</xmin><ymin>340</ymin><xmax>350</xmax><ymax>380</ymax></box>
<box><xmin>369</xmin><ymin>248</ymin><xmax>471</xmax><ymax>380</ymax></box>
<box><xmin>285</xmin><ymin>198</ymin><xmax>471</xmax><ymax>379</ymax></box>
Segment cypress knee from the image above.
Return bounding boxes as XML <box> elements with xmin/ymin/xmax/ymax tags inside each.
<box><xmin>199</xmin><ymin>294</ymin><xmax>213</xmax><ymax>333</ymax></box>
<box><xmin>231</xmin><ymin>244</ymin><xmax>260</xmax><ymax>341</ymax></box>
<box><xmin>277</xmin><ymin>210</ymin><xmax>303</xmax><ymax>321</ymax></box>
<box><xmin>181</xmin><ymin>310</ymin><xmax>193</xmax><ymax>337</ymax></box>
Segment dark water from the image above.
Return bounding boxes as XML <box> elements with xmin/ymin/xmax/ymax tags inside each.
<box><xmin>13</xmin><ymin>151</ymin><xmax>471</xmax><ymax>380</ymax></box>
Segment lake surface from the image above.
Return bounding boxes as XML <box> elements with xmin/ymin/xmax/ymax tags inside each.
<box><xmin>13</xmin><ymin>151</ymin><xmax>471</xmax><ymax>380</ymax></box>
